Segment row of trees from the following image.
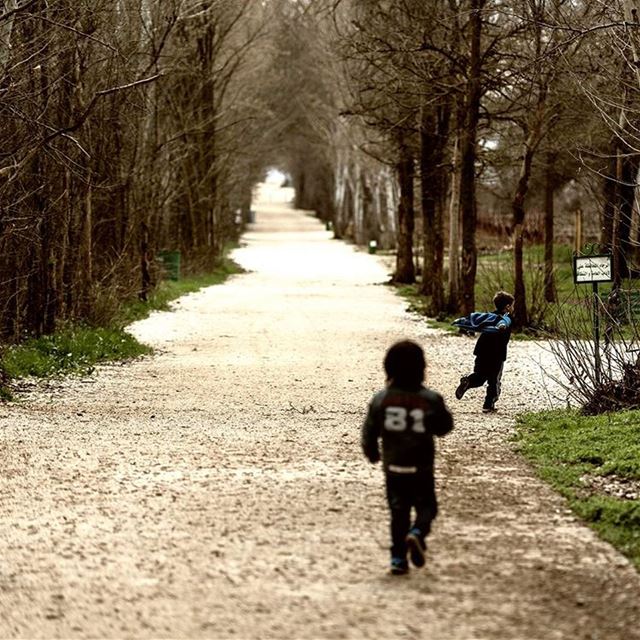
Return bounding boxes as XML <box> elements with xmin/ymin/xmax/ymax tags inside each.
<box><xmin>3</xmin><ymin>0</ymin><xmax>640</xmax><ymax>344</ymax></box>
<box><xmin>272</xmin><ymin>1</ymin><xmax>640</xmax><ymax>330</ymax></box>
<box><xmin>0</xmin><ymin>0</ymin><xmax>270</xmax><ymax>342</ymax></box>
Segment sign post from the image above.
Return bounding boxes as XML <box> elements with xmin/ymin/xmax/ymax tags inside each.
<box><xmin>573</xmin><ymin>250</ymin><xmax>613</xmax><ymax>385</ymax></box>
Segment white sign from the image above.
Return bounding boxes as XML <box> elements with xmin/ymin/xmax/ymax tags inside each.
<box><xmin>574</xmin><ymin>255</ymin><xmax>613</xmax><ymax>283</ymax></box>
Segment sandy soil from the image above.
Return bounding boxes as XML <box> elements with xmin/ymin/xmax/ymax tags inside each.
<box><xmin>1</xmin><ymin>185</ymin><xmax>640</xmax><ymax>640</ymax></box>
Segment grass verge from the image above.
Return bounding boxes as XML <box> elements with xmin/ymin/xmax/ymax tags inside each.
<box><xmin>115</xmin><ymin>256</ymin><xmax>243</xmax><ymax>327</ymax></box>
<box><xmin>1</xmin><ymin>327</ymin><xmax>153</xmax><ymax>380</ymax></box>
<box><xmin>0</xmin><ymin>256</ymin><xmax>244</xmax><ymax>399</ymax></box>
<box><xmin>514</xmin><ymin>409</ymin><xmax>640</xmax><ymax>570</ymax></box>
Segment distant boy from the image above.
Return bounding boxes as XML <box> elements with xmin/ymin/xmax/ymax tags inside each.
<box><xmin>362</xmin><ymin>340</ymin><xmax>453</xmax><ymax>575</ymax></box>
<box><xmin>453</xmin><ymin>291</ymin><xmax>515</xmax><ymax>413</ymax></box>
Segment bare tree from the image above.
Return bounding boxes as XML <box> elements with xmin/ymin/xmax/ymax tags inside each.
<box><xmin>0</xmin><ymin>0</ymin><xmax>270</xmax><ymax>341</ymax></box>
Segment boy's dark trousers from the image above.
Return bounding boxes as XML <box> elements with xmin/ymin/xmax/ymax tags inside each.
<box><xmin>385</xmin><ymin>469</ymin><xmax>437</xmax><ymax>558</ymax></box>
<box><xmin>466</xmin><ymin>359</ymin><xmax>504</xmax><ymax>408</ymax></box>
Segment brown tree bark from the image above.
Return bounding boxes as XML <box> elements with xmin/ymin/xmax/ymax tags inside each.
<box><xmin>512</xmin><ymin>100</ymin><xmax>547</xmax><ymax>330</ymax></box>
<box><xmin>420</xmin><ymin>107</ymin><xmax>436</xmax><ymax>298</ymax></box>
<box><xmin>419</xmin><ymin>102</ymin><xmax>450</xmax><ymax>314</ymax></box>
<box><xmin>602</xmin><ymin>131</ymin><xmax>639</xmax><ymax>284</ymax></box>
<box><xmin>458</xmin><ymin>0</ymin><xmax>483</xmax><ymax>315</ymax></box>
<box><xmin>394</xmin><ymin>139</ymin><xmax>416</xmax><ymax>284</ymax></box>
<box><xmin>448</xmin><ymin>135</ymin><xmax>460</xmax><ymax>313</ymax></box>
<box><xmin>602</xmin><ymin>70</ymin><xmax>638</xmax><ymax>285</ymax></box>
<box><xmin>615</xmin><ymin>148</ymin><xmax>639</xmax><ymax>280</ymax></box>
<box><xmin>512</xmin><ymin>150</ymin><xmax>533</xmax><ymax>330</ymax></box>
<box><xmin>544</xmin><ymin>151</ymin><xmax>557</xmax><ymax>303</ymax></box>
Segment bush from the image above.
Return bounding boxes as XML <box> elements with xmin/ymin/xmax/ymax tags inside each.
<box><xmin>544</xmin><ymin>286</ymin><xmax>640</xmax><ymax>414</ymax></box>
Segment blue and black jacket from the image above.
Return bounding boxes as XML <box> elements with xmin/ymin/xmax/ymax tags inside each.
<box><xmin>453</xmin><ymin>310</ymin><xmax>512</xmax><ymax>364</ymax></box>
<box><xmin>452</xmin><ymin>311</ymin><xmax>511</xmax><ymax>333</ymax></box>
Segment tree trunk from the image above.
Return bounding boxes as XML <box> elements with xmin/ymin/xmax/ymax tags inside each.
<box><xmin>140</xmin><ymin>221</ymin><xmax>151</xmax><ymax>302</ymax></box>
<box><xmin>419</xmin><ymin>103</ymin><xmax>450</xmax><ymax>313</ymax></box>
<box><xmin>513</xmin><ymin>64</ymin><xmax>549</xmax><ymax>329</ymax></box>
<box><xmin>394</xmin><ymin>140</ymin><xmax>415</xmax><ymax>284</ymax></box>
<box><xmin>544</xmin><ymin>151</ymin><xmax>557</xmax><ymax>303</ymax></box>
<box><xmin>458</xmin><ymin>0</ymin><xmax>483</xmax><ymax>315</ymax></box>
<box><xmin>448</xmin><ymin>135</ymin><xmax>460</xmax><ymax>312</ymax></box>
<box><xmin>601</xmin><ymin>147</ymin><xmax>617</xmax><ymax>253</ymax></box>
<box><xmin>338</xmin><ymin>173</ymin><xmax>355</xmax><ymax>240</ymax></box>
<box><xmin>616</xmin><ymin>150</ymin><xmax>639</xmax><ymax>280</ymax></box>
<box><xmin>605</xmin><ymin>129</ymin><xmax>639</xmax><ymax>285</ymax></box>
<box><xmin>513</xmin><ymin>183</ymin><xmax>529</xmax><ymax>329</ymax></box>
<box><xmin>512</xmin><ymin>138</ymin><xmax>538</xmax><ymax>329</ymax></box>
<box><xmin>604</xmin><ymin>75</ymin><xmax>635</xmax><ymax>284</ymax></box>
<box><xmin>420</xmin><ymin>107</ymin><xmax>436</xmax><ymax>298</ymax></box>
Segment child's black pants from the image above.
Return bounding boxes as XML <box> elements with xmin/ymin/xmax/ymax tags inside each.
<box><xmin>385</xmin><ymin>469</ymin><xmax>437</xmax><ymax>558</ymax></box>
<box><xmin>467</xmin><ymin>360</ymin><xmax>504</xmax><ymax>407</ymax></box>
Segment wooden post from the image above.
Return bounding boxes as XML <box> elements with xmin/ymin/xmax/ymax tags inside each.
<box><xmin>593</xmin><ymin>282</ymin><xmax>601</xmax><ymax>386</ymax></box>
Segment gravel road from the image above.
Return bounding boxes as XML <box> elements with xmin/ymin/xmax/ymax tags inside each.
<box><xmin>1</xmin><ymin>185</ymin><xmax>640</xmax><ymax>639</ymax></box>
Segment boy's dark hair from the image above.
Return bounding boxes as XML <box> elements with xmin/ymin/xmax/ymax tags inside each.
<box><xmin>384</xmin><ymin>340</ymin><xmax>425</xmax><ymax>388</ymax></box>
<box><xmin>493</xmin><ymin>291</ymin><xmax>514</xmax><ymax>312</ymax></box>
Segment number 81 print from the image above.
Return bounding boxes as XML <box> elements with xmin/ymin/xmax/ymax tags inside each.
<box><xmin>383</xmin><ymin>407</ymin><xmax>426</xmax><ymax>433</ymax></box>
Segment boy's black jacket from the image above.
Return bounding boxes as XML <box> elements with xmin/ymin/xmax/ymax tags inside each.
<box><xmin>362</xmin><ymin>385</ymin><xmax>453</xmax><ymax>472</ymax></box>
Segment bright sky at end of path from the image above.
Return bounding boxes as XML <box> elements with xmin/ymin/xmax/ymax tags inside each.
<box><xmin>265</xmin><ymin>168</ymin><xmax>286</xmax><ymax>184</ymax></box>
<box><xmin>254</xmin><ymin>176</ymin><xmax>294</xmax><ymax>204</ymax></box>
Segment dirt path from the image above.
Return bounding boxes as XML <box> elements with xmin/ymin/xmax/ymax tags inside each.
<box><xmin>1</xmin><ymin>187</ymin><xmax>640</xmax><ymax>640</ymax></box>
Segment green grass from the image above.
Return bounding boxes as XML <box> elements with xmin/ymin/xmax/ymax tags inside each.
<box><xmin>115</xmin><ymin>256</ymin><xmax>243</xmax><ymax>327</ymax></box>
<box><xmin>1</xmin><ymin>327</ymin><xmax>153</xmax><ymax>379</ymax></box>
<box><xmin>0</xmin><ymin>255</ymin><xmax>244</xmax><ymax>398</ymax></box>
<box><xmin>393</xmin><ymin>284</ymin><xmax>459</xmax><ymax>333</ymax></box>
<box><xmin>515</xmin><ymin>409</ymin><xmax>640</xmax><ymax>570</ymax></box>
<box><xmin>396</xmin><ymin>243</ymin><xmax>640</xmax><ymax>335</ymax></box>
<box><xmin>395</xmin><ymin>284</ymin><xmax>432</xmax><ymax>314</ymax></box>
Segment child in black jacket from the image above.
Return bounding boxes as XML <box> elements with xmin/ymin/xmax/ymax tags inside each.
<box><xmin>455</xmin><ymin>291</ymin><xmax>515</xmax><ymax>413</ymax></box>
<box><xmin>362</xmin><ymin>340</ymin><xmax>453</xmax><ymax>575</ymax></box>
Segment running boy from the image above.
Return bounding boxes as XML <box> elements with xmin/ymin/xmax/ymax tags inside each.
<box><xmin>454</xmin><ymin>290</ymin><xmax>515</xmax><ymax>413</ymax></box>
<box><xmin>362</xmin><ymin>340</ymin><xmax>453</xmax><ymax>575</ymax></box>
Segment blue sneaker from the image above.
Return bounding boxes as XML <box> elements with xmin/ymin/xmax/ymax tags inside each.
<box><xmin>406</xmin><ymin>529</ymin><xmax>426</xmax><ymax>568</ymax></box>
<box><xmin>390</xmin><ymin>557</ymin><xmax>409</xmax><ymax>575</ymax></box>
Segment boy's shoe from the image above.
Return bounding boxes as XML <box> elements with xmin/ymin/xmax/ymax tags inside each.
<box><xmin>455</xmin><ymin>376</ymin><xmax>470</xmax><ymax>400</ymax></box>
<box><xmin>482</xmin><ymin>403</ymin><xmax>496</xmax><ymax>413</ymax></box>
<box><xmin>406</xmin><ymin>529</ymin><xmax>426</xmax><ymax>568</ymax></box>
<box><xmin>390</xmin><ymin>557</ymin><xmax>409</xmax><ymax>575</ymax></box>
